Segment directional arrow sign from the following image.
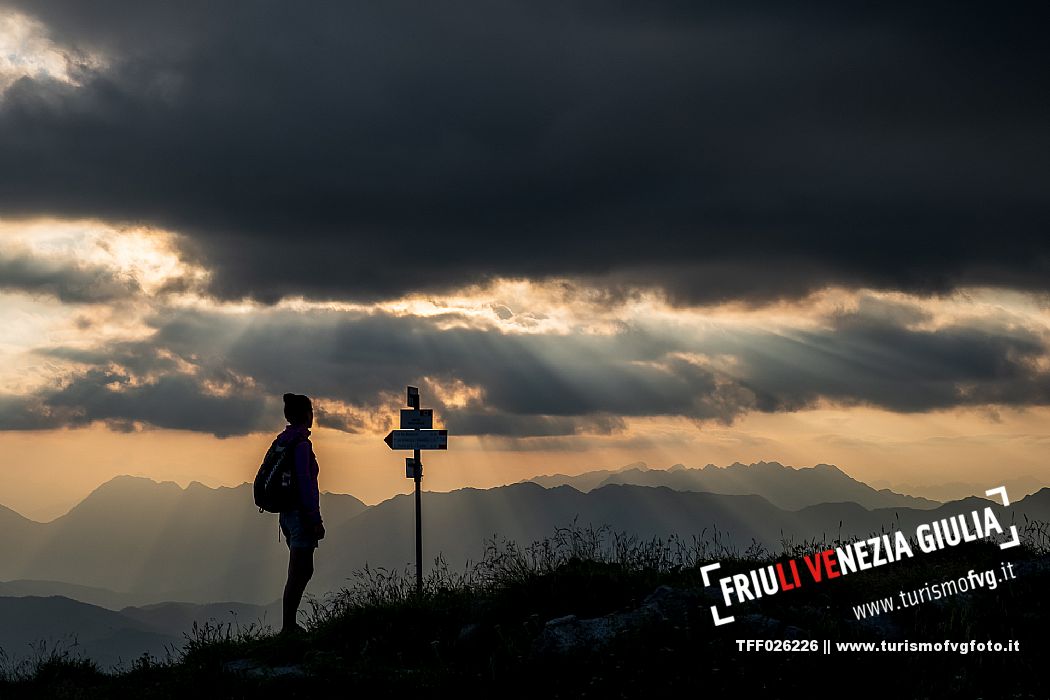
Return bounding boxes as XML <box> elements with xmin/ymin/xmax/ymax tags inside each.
<box><xmin>384</xmin><ymin>429</ymin><xmax>448</xmax><ymax>450</ymax></box>
<box><xmin>400</xmin><ymin>408</ymin><xmax>434</xmax><ymax>430</ymax></box>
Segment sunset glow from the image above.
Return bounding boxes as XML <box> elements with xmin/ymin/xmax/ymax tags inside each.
<box><xmin>1</xmin><ymin>1</ymin><xmax>1048</xmax><ymax>530</ymax></box>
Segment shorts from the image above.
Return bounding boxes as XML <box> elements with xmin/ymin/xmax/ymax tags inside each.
<box><xmin>279</xmin><ymin>510</ymin><xmax>319</xmax><ymax>550</ymax></box>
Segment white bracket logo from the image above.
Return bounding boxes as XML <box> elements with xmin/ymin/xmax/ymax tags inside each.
<box><xmin>985</xmin><ymin>485</ymin><xmax>1020</xmax><ymax>550</ymax></box>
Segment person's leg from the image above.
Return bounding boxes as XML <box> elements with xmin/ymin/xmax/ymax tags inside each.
<box><xmin>282</xmin><ymin>546</ymin><xmax>314</xmax><ymax>632</ymax></box>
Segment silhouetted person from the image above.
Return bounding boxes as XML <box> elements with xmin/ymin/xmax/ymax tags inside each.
<box><xmin>277</xmin><ymin>393</ymin><xmax>325</xmax><ymax>635</ymax></box>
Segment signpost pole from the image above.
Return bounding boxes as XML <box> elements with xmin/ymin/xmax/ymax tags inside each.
<box><xmin>407</xmin><ymin>386</ymin><xmax>423</xmax><ymax>597</ymax></box>
<box><xmin>414</xmin><ymin>446</ymin><xmax>422</xmax><ymax>597</ymax></box>
<box><xmin>386</xmin><ymin>386</ymin><xmax>444</xmax><ymax>599</ymax></box>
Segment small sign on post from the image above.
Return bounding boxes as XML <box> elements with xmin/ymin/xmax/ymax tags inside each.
<box><xmin>399</xmin><ymin>408</ymin><xmax>434</xmax><ymax>430</ymax></box>
<box><xmin>384</xmin><ymin>429</ymin><xmax>448</xmax><ymax>450</ymax></box>
<box><xmin>384</xmin><ymin>386</ymin><xmax>447</xmax><ymax>596</ymax></box>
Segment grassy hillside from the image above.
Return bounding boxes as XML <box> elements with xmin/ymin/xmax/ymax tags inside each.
<box><xmin>2</xmin><ymin>521</ymin><xmax>1046</xmax><ymax>698</ymax></box>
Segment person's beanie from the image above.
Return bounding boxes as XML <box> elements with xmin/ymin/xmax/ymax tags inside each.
<box><xmin>283</xmin><ymin>393</ymin><xmax>312</xmax><ymax>424</ymax></box>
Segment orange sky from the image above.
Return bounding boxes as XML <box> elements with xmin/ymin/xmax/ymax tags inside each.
<box><xmin>2</xmin><ymin>404</ymin><xmax>1047</xmax><ymax>521</ymax></box>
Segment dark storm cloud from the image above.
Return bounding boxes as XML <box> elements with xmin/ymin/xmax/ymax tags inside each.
<box><xmin>42</xmin><ymin>369</ymin><xmax>272</xmax><ymax>437</ymax></box>
<box><xmin>4</xmin><ymin>298</ymin><xmax>1048</xmax><ymax>437</ymax></box>
<box><xmin>0</xmin><ymin>395</ymin><xmax>56</xmax><ymax>430</ymax></box>
<box><xmin>6</xmin><ymin>309</ymin><xmax>739</xmax><ymax>436</ymax></box>
<box><xmin>0</xmin><ymin>252</ymin><xmax>138</xmax><ymax>302</ymax></box>
<box><xmin>132</xmin><ymin>309</ymin><xmax>747</xmax><ymax>434</ymax></box>
<box><xmin>714</xmin><ymin>302</ymin><xmax>1050</xmax><ymax>413</ymax></box>
<box><xmin>1</xmin><ymin>1</ymin><xmax>1048</xmax><ymax>303</ymax></box>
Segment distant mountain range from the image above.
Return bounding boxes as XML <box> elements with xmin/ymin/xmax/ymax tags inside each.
<box><xmin>0</xmin><ymin>478</ymin><xmax>368</xmax><ymax>605</ymax></box>
<box><xmin>1</xmin><ymin>470</ymin><xmax>1047</xmax><ymax>608</ymax></box>
<box><xmin>869</xmin><ymin>475</ymin><xmax>1047</xmax><ymax>503</ymax></box>
<box><xmin>0</xmin><ymin>595</ymin><xmax>277</xmax><ymax>670</ymax></box>
<box><xmin>527</xmin><ymin>461</ymin><xmax>940</xmax><ymax>510</ymax></box>
<box><xmin>528</xmin><ymin>462</ymin><xmax>650</xmax><ymax>493</ymax></box>
<box><xmin>0</xmin><ymin>579</ymin><xmax>159</xmax><ymax>610</ymax></box>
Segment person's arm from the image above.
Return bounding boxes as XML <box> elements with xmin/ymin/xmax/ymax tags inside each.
<box><xmin>294</xmin><ymin>440</ymin><xmax>322</xmax><ymax>526</ymax></box>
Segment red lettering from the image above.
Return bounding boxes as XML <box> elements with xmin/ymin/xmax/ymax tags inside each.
<box><xmin>776</xmin><ymin>562</ymin><xmax>795</xmax><ymax>591</ymax></box>
<box><xmin>822</xmin><ymin>549</ymin><xmax>841</xmax><ymax>579</ymax></box>
<box><xmin>803</xmin><ymin>553</ymin><xmax>824</xmax><ymax>582</ymax></box>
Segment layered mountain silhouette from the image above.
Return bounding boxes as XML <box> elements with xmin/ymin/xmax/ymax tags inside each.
<box><xmin>0</xmin><ymin>477</ymin><xmax>366</xmax><ymax>604</ymax></box>
<box><xmin>0</xmin><ymin>595</ymin><xmax>277</xmax><ymax>669</ymax></box>
<box><xmin>528</xmin><ymin>461</ymin><xmax>940</xmax><ymax>510</ymax></box>
<box><xmin>869</xmin><ymin>475</ymin><xmax>1047</xmax><ymax>503</ymax></box>
<box><xmin>0</xmin><ymin>469</ymin><xmax>1046</xmax><ymax>609</ymax></box>
<box><xmin>528</xmin><ymin>462</ymin><xmax>650</xmax><ymax>492</ymax></box>
<box><xmin>0</xmin><ymin>580</ymin><xmax>158</xmax><ymax>610</ymax></box>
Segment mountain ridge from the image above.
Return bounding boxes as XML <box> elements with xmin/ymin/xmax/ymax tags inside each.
<box><xmin>0</xmin><ymin>594</ymin><xmax>278</xmax><ymax>669</ymax></box>
<box><xmin>526</xmin><ymin>460</ymin><xmax>940</xmax><ymax>510</ymax></box>
<box><xmin>0</xmin><ymin>470</ymin><xmax>1044</xmax><ymax>606</ymax></box>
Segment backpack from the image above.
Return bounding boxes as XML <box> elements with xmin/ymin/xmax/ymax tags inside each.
<box><xmin>253</xmin><ymin>436</ymin><xmax>301</xmax><ymax>513</ymax></box>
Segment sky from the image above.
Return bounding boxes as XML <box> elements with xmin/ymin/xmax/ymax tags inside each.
<box><xmin>1</xmin><ymin>1</ymin><xmax>1049</xmax><ymax>521</ymax></box>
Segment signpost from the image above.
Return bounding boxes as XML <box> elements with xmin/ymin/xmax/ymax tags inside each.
<box><xmin>383</xmin><ymin>429</ymin><xmax>448</xmax><ymax>450</ymax></box>
<box><xmin>383</xmin><ymin>386</ymin><xmax>448</xmax><ymax>596</ymax></box>
<box><xmin>399</xmin><ymin>408</ymin><xmax>433</xmax><ymax>430</ymax></box>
